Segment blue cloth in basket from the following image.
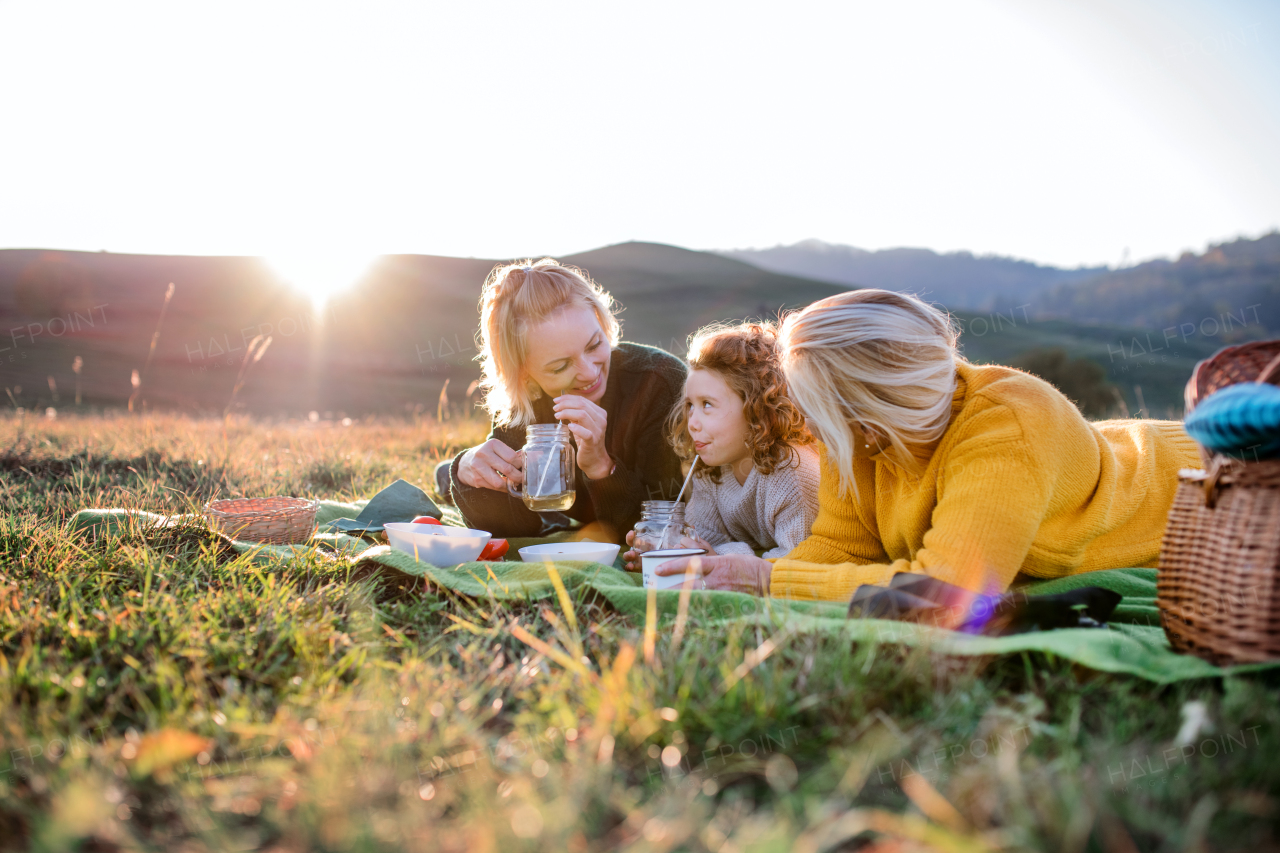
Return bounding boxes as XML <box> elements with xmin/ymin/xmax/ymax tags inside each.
<box><xmin>1184</xmin><ymin>383</ymin><xmax>1280</xmax><ymax>460</ymax></box>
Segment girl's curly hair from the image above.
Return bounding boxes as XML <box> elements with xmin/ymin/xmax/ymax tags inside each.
<box><xmin>667</xmin><ymin>321</ymin><xmax>814</xmax><ymax>483</ymax></box>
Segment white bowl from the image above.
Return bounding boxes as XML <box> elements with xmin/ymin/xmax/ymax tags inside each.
<box><xmin>518</xmin><ymin>541</ymin><xmax>621</xmax><ymax>567</ymax></box>
<box><xmin>640</xmin><ymin>548</ymin><xmax>707</xmax><ymax>590</ymax></box>
<box><xmin>384</xmin><ymin>523</ymin><xmax>491</xmax><ymax>566</ymax></box>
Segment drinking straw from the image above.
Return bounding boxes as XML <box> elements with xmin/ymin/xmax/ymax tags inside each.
<box><xmin>674</xmin><ymin>456</ymin><xmax>699</xmax><ymax>504</ymax></box>
<box><xmin>658</xmin><ymin>457</ymin><xmax>699</xmax><ymax>548</ymax></box>
<box><xmin>534</xmin><ymin>420</ymin><xmax>567</xmax><ymax>497</ymax></box>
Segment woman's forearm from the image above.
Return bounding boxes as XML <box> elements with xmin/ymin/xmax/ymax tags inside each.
<box><xmin>768</xmin><ymin>558</ymin><xmax>900</xmax><ymax>601</ymax></box>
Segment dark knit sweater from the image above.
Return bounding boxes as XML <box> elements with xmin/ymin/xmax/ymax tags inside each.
<box><xmin>448</xmin><ymin>342</ymin><xmax>688</xmax><ymax>543</ymax></box>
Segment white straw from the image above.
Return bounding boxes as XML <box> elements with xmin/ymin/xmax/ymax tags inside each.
<box><xmin>659</xmin><ymin>457</ymin><xmax>699</xmax><ymax>548</ymax></box>
<box><xmin>674</xmin><ymin>456</ymin><xmax>699</xmax><ymax>503</ymax></box>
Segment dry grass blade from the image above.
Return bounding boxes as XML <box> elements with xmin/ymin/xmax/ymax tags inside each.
<box><xmin>901</xmin><ymin>774</ymin><xmax>971</xmax><ymax>832</ymax></box>
<box><xmin>543</xmin><ymin>560</ymin><xmax>578</xmax><ymax>635</ymax></box>
<box><xmin>643</xmin><ymin>586</ymin><xmax>658</xmax><ymax>668</ymax></box>
<box><xmin>129</xmin><ymin>282</ymin><xmax>176</xmax><ymax>412</ymax></box>
<box><xmin>795</xmin><ymin>808</ymin><xmax>996</xmax><ymax>853</ymax></box>
<box><xmin>71</xmin><ymin>355</ymin><xmax>83</xmax><ymax>404</ymax></box>
<box><xmin>608</xmin><ymin>641</ymin><xmax>636</xmax><ymax>689</ymax></box>
<box><xmin>721</xmin><ymin>628</ymin><xmax>792</xmax><ymax>694</ymax></box>
<box><xmin>224</xmin><ymin>334</ymin><xmax>274</xmax><ymax>420</ymax></box>
<box><xmin>437</xmin><ymin>377</ymin><xmax>450</xmax><ymax>422</ymax></box>
<box><xmin>444</xmin><ymin>613</ymin><xmax>486</xmax><ymax>635</ymax></box>
<box><xmin>509</xmin><ymin>620</ymin><xmax>595</xmax><ymax>682</ymax></box>
<box><xmin>670</xmin><ymin>572</ymin><xmax>695</xmax><ymax>655</ymax></box>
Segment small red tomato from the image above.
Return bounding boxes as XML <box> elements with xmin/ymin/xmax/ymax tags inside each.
<box><xmin>412</xmin><ymin>516</ymin><xmax>442</xmax><ymax>525</ymax></box>
<box><xmin>479</xmin><ymin>539</ymin><xmax>509</xmax><ymax>561</ymax></box>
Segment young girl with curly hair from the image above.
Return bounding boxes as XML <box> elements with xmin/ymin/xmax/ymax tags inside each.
<box><xmin>624</xmin><ymin>321</ymin><xmax>820</xmax><ymax>568</ymax></box>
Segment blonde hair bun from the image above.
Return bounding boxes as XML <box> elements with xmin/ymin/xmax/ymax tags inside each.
<box><xmin>477</xmin><ymin>260</ymin><xmax>621</xmax><ymax>426</ymax></box>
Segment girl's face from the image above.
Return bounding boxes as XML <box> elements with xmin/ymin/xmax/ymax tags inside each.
<box><xmin>684</xmin><ymin>368</ymin><xmax>752</xmax><ymax>478</ymax></box>
<box><xmin>522</xmin><ymin>304</ymin><xmax>611</xmax><ymax>404</ymax></box>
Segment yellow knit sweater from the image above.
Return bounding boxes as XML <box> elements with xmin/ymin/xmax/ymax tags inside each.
<box><xmin>769</xmin><ymin>361</ymin><xmax>1200</xmax><ymax>600</ymax></box>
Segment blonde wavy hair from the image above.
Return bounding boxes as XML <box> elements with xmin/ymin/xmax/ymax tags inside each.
<box><xmin>476</xmin><ymin>259</ymin><xmax>621</xmax><ymax>427</ymax></box>
<box><xmin>778</xmin><ymin>289</ymin><xmax>961</xmax><ymax>497</ymax></box>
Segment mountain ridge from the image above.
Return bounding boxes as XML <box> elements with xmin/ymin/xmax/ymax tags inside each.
<box><xmin>1032</xmin><ymin>232</ymin><xmax>1280</xmax><ymax>336</ymax></box>
<box><xmin>718</xmin><ymin>240</ymin><xmax>1108</xmax><ymax>311</ymax></box>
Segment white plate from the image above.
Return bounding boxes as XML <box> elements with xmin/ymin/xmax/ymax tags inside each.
<box><xmin>384</xmin><ymin>522</ymin><xmax>491</xmax><ymax>566</ymax></box>
<box><xmin>518</xmin><ymin>541</ymin><xmax>621</xmax><ymax>566</ymax></box>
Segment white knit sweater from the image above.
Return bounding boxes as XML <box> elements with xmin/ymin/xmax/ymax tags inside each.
<box><xmin>685</xmin><ymin>444</ymin><xmax>822</xmax><ymax>559</ymax></box>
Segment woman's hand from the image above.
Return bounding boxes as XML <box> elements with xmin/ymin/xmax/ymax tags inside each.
<box><xmin>553</xmin><ymin>394</ymin><xmax>613</xmax><ymax>480</ymax></box>
<box><xmin>654</xmin><ymin>553</ymin><xmax>773</xmax><ymax>595</ymax></box>
<box><xmin>457</xmin><ymin>439</ymin><xmax>524</xmax><ymax>492</ymax></box>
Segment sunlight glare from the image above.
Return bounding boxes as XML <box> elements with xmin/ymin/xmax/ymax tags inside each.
<box><xmin>264</xmin><ymin>252</ymin><xmax>380</xmax><ymax>312</ymax></box>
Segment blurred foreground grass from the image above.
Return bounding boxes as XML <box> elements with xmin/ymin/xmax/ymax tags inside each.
<box><xmin>1</xmin><ymin>412</ymin><xmax>1278</xmax><ymax>852</ymax></box>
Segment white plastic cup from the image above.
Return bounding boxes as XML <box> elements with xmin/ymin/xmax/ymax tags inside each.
<box><xmin>640</xmin><ymin>548</ymin><xmax>706</xmax><ymax>590</ymax></box>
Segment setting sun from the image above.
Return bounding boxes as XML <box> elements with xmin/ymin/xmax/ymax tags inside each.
<box><xmin>263</xmin><ymin>252</ymin><xmax>380</xmax><ymax>311</ymax></box>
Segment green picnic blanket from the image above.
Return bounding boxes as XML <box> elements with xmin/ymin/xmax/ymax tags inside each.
<box><xmin>70</xmin><ymin>502</ymin><xmax>1280</xmax><ymax>685</ymax></box>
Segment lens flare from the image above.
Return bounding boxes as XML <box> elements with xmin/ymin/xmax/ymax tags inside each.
<box><xmin>263</xmin><ymin>252</ymin><xmax>379</xmax><ymax>312</ymax></box>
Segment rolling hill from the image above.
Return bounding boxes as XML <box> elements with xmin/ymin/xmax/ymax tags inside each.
<box><xmin>0</xmin><ymin>242</ymin><xmax>1228</xmax><ymax>420</ymax></box>
<box><xmin>719</xmin><ymin>240</ymin><xmax>1107</xmax><ymax>312</ymax></box>
<box><xmin>1032</xmin><ymin>232</ymin><xmax>1280</xmax><ymax>337</ymax></box>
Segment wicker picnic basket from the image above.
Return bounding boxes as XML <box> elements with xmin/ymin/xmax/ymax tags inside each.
<box><xmin>204</xmin><ymin>497</ymin><xmax>319</xmax><ymax>545</ymax></box>
<box><xmin>1157</xmin><ymin>340</ymin><xmax>1280</xmax><ymax>665</ymax></box>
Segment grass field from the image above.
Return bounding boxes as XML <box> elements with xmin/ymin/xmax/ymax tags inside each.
<box><xmin>1</xmin><ymin>412</ymin><xmax>1278</xmax><ymax>852</ymax></box>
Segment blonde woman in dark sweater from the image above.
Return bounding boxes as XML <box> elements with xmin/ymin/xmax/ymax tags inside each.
<box><xmin>443</xmin><ymin>259</ymin><xmax>687</xmax><ymax>543</ymax></box>
<box><xmin>623</xmin><ymin>322</ymin><xmax>820</xmax><ymax>569</ymax></box>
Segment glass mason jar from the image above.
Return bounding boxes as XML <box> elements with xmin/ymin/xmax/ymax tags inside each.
<box><xmin>630</xmin><ymin>500</ymin><xmax>696</xmax><ymax>555</ymax></box>
<box><xmin>507</xmin><ymin>424</ymin><xmax>576</xmax><ymax>512</ymax></box>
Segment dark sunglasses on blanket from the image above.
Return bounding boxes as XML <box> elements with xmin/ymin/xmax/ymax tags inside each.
<box><xmin>848</xmin><ymin>573</ymin><xmax>1122</xmax><ymax>636</ymax></box>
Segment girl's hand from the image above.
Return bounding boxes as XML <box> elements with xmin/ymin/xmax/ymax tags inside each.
<box><xmin>457</xmin><ymin>439</ymin><xmax>524</xmax><ymax>492</ymax></box>
<box><xmin>625</xmin><ymin>532</ymin><xmax>712</xmax><ymax>570</ymax></box>
<box><xmin>654</xmin><ymin>554</ymin><xmax>772</xmax><ymax>595</ymax></box>
<box><xmin>622</xmin><ymin>530</ymin><xmax>642</xmax><ymax>572</ymax></box>
<box><xmin>678</xmin><ymin>535</ymin><xmax>717</xmax><ymax>556</ymax></box>
<box><xmin>552</xmin><ymin>394</ymin><xmax>612</xmax><ymax>480</ymax></box>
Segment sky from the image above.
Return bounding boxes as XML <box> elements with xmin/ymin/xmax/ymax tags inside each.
<box><xmin>1</xmin><ymin>0</ymin><xmax>1277</xmax><ymax>294</ymax></box>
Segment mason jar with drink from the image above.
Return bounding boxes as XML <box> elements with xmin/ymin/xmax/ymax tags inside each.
<box><xmin>507</xmin><ymin>424</ymin><xmax>576</xmax><ymax>512</ymax></box>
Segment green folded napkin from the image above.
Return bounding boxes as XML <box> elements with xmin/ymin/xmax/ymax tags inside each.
<box><xmin>320</xmin><ymin>478</ymin><xmax>441</xmax><ymax>534</ymax></box>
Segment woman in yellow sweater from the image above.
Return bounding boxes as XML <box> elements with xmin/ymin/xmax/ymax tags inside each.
<box><xmin>654</xmin><ymin>289</ymin><xmax>1201</xmax><ymax>600</ymax></box>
